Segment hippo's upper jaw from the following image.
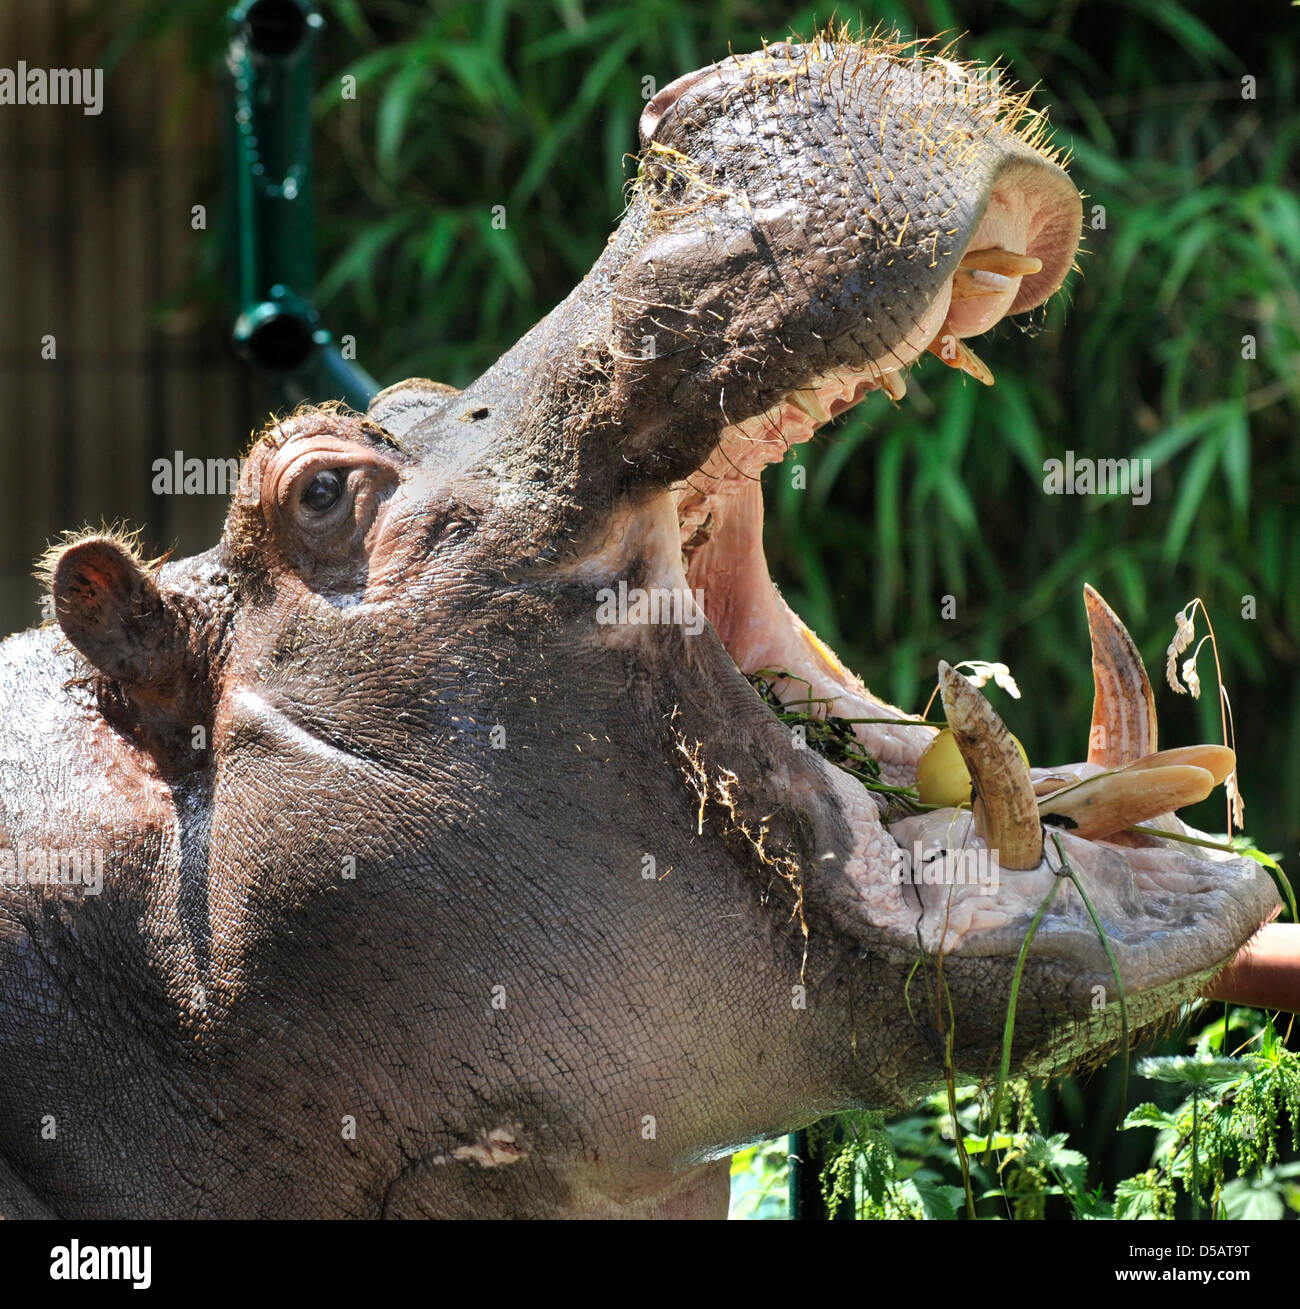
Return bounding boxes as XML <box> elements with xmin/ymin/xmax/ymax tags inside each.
<box><xmin>0</xmin><ymin>34</ymin><xmax>1279</xmax><ymax>1219</ymax></box>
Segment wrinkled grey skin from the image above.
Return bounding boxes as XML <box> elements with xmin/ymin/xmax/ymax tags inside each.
<box><xmin>0</xmin><ymin>39</ymin><xmax>1278</xmax><ymax>1218</ymax></box>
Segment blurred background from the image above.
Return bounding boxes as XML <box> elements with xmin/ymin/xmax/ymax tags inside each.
<box><xmin>1</xmin><ymin>0</ymin><xmax>1295</xmax><ymax>1215</ymax></box>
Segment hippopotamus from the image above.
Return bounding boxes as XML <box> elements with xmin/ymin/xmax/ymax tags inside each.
<box><xmin>0</xmin><ymin>35</ymin><xmax>1279</xmax><ymax>1219</ymax></box>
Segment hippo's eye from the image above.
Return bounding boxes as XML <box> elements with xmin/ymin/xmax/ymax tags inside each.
<box><xmin>302</xmin><ymin>470</ymin><xmax>344</xmax><ymax>513</ymax></box>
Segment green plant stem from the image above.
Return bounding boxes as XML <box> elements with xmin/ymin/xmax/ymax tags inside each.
<box><xmin>1127</xmin><ymin>825</ymin><xmax>1239</xmax><ymax>853</ymax></box>
<box><xmin>984</xmin><ymin>870</ymin><xmax>1064</xmax><ymax>1165</ymax></box>
<box><xmin>1055</xmin><ymin>833</ymin><xmax>1130</xmax><ymax>1114</ymax></box>
<box><xmin>1191</xmin><ymin>1089</ymin><xmax>1201</xmax><ymax>1220</ymax></box>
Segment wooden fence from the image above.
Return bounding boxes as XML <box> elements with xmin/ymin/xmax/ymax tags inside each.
<box><xmin>0</xmin><ymin>0</ymin><xmax>259</xmax><ymax>637</ymax></box>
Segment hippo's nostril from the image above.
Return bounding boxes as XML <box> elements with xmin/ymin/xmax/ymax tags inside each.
<box><xmin>638</xmin><ymin>67</ymin><xmax>723</xmax><ymax>146</ymax></box>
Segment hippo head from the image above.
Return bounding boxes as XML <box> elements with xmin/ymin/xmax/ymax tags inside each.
<box><xmin>2</xmin><ymin>35</ymin><xmax>1278</xmax><ymax>1218</ymax></box>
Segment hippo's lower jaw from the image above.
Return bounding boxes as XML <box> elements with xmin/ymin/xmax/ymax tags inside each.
<box><xmin>628</xmin><ymin>243</ymin><xmax>1281</xmax><ymax>1070</ymax></box>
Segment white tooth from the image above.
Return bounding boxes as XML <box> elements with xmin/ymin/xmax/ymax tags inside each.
<box><xmin>787</xmin><ymin>389</ymin><xmax>830</xmax><ymax>423</ymax></box>
<box><xmin>880</xmin><ymin>371</ymin><xmax>907</xmax><ymax>402</ymax></box>
<box><xmin>951</xmin><ymin>267</ymin><xmax>1016</xmax><ymax>300</ymax></box>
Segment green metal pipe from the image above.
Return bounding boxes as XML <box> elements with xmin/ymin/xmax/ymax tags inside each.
<box><xmin>788</xmin><ymin>1126</ymin><xmax>856</xmax><ymax>1219</ymax></box>
<box><xmin>225</xmin><ymin>0</ymin><xmax>378</xmax><ymax>409</ymax></box>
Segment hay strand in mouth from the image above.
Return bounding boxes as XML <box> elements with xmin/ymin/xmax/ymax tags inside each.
<box><xmin>747</xmin><ymin>667</ymin><xmax>934</xmax><ymax>816</ymax></box>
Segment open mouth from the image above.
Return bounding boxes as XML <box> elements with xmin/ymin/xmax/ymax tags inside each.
<box><xmin>656</xmin><ymin>208</ymin><xmax>1280</xmax><ymax>1018</ymax></box>
<box><xmin>675</xmin><ymin>192</ymin><xmax>1065</xmax><ymax>788</ymax></box>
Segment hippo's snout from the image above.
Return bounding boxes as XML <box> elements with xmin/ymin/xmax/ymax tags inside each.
<box><xmin>602</xmin><ymin>37</ymin><xmax>1084</xmax><ymax>479</ymax></box>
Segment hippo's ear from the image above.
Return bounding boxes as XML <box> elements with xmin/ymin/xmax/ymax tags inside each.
<box><xmin>46</xmin><ymin>535</ymin><xmax>189</xmax><ymax>687</ymax></box>
<box><xmin>366</xmin><ymin>378</ymin><xmax>460</xmax><ymax>444</ymax></box>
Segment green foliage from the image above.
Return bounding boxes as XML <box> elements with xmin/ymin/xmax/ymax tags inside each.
<box><xmin>745</xmin><ymin>667</ymin><xmax>938</xmax><ymax>814</ymax></box>
<box><xmin>730</xmin><ymin>1011</ymin><xmax>1300</xmax><ymax>1219</ymax></box>
<box><xmin>1110</xmin><ymin>1021</ymin><xmax>1300</xmax><ymax>1219</ymax></box>
<box><xmin>835</xmin><ymin>1104</ymin><xmax>967</xmax><ymax>1219</ymax></box>
<box><xmin>1114</xmin><ymin>1169</ymin><xmax>1175</xmax><ymax>1220</ymax></box>
<box><xmin>727</xmin><ymin>1138</ymin><xmax>789</xmax><ymax>1220</ymax></box>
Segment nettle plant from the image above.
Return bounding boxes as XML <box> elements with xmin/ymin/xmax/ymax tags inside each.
<box><xmin>835</xmin><ymin>1009</ymin><xmax>1299</xmax><ymax>1221</ymax></box>
<box><xmin>731</xmin><ymin>1010</ymin><xmax>1300</xmax><ymax>1221</ymax></box>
